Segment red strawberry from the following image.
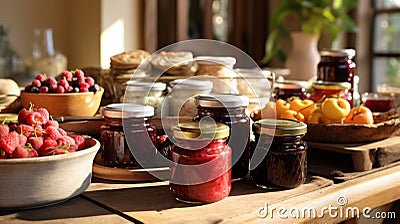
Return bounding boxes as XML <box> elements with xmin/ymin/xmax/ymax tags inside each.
<box><xmin>74</xmin><ymin>69</ymin><xmax>85</xmax><ymax>79</ymax></box>
<box><xmin>61</xmin><ymin>71</ymin><xmax>73</xmax><ymax>80</ymax></box>
<box><xmin>26</xmin><ymin>112</ymin><xmax>45</xmax><ymax>126</ymax></box>
<box><xmin>53</xmin><ymin>148</ymin><xmax>69</xmax><ymax>155</ymax></box>
<box><xmin>28</xmin><ymin>136</ymin><xmax>44</xmax><ymax>150</ymax></box>
<box><xmin>45</xmin><ymin>120</ymin><xmax>59</xmax><ymax>129</ymax></box>
<box><xmin>37</xmin><ymin>108</ymin><xmax>50</xmax><ymax>125</ymax></box>
<box><xmin>11</xmin><ymin>145</ymin><xmax>29</xmax><ymax>158</ymax></box>
<box><xmin>0</xmin><ymin>124</ymin><xmax>9</xmax><ymax>139</ymax></box>
<box><xmin>0</xmin><ymin>132</ymin><xmax>20</xmax><ymax>154</ymax></box>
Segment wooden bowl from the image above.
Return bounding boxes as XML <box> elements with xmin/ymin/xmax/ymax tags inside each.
<box><xmin>304</xmin><ymin>118</ymin><xmax>400</xmax><ymax>143</ymax></box>
<box><xmin>20</xmin><ymin>88</ymin><xmax>104</xmax><ymax>117</ymax></box>
<box><xmin>0</xmin><ymin>137</ymin><xmax>100</xmax><ymax>210</ymax></box>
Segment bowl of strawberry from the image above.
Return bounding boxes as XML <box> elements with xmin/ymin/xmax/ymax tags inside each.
<box><xmin>0</xmin><ymin>106</ymin><xmax>100</xmax><ymax>209</ymax></box>
<box><xmin>20</xmin><ymin>69</ymin><xmax>104</xmax><ymax>117</ymax></box>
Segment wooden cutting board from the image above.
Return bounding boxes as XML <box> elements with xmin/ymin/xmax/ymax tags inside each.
<box><xmin>308</xmin><ymin>135</ymin><xmax>400</xmax><ymax>172</ymax></box>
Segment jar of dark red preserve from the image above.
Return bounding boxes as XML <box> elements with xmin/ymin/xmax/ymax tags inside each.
<box><xmin>194</xmin><ymin>94</ymin><xmax>250</xmax><ymax>180</ymax></box>
<box><xmin>317</xmin><ymin>49</ymin><xmax>356</xmax><ymax>85</ymax></box>
<box><xmin>100</xmin><ymin>103</ymin><xmax>156</xmax><ymax>168</ymax></box>
<box><xmin>169</xmin><ymin>121</ymin><xmax>232</xmax><ymax>204</ymax></box>
<box><xmin>250</xmin><ymin>118</ymin><xmax>308</xmax><ymax>189</ymax></box>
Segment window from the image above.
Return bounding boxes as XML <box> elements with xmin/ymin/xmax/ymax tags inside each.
<box><xmin>371</xmin><ymin>0</ymin><xmax>400</xmax><ymax>91</ymax></box>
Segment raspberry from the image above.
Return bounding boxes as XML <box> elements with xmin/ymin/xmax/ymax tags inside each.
<box><xmin>18</xmin><ymin>108</ymin><xmax>31</xmax><ymax>124</ymax></box>
<box><xmin>12</xmin><ymin>145</ymin><xmax>29</xmax><ymax>158</ymax></box>
<box><xmin>35</xmin><ymin>74</ymin><xmax>46</xmax><ymax>82</ymax></box>
<box><xmin>0</xmin><ymin>124</ymin><xmax>10</xmax><ymax>139</ymax></box>
<box><xmin>65</xmin><ymin>85</ymin><xmax>73</xmax><ymax>92</ymax></box>
<box><xmin>80</xmin><ymin>87</ymin><xmax>89</xmax><ymax>92</ymax></box>
<box><xmin>58</xmin><ymin>79</ymin><xmax>69</xmax><ymax>88</ymax></box>
<box><xmin>80</xmin><ymin>82</ymin><xmax>90</xmax><ymax>89</ymax></box>
<box><xmin>85</xmin><ymin>76</ymin><xmax>95</xmax><ymax>86</ymax></box>
<box><xmin>57</xmin><ymin>85</ymin><xmax>65</xmax><ymax>93</ymax></box>
<box><xmin>26</xmin><ymin>112</ymin><xmax>45</xmax><ymax>126</ymax></box>
<box><xmin>74</xmin><ymin>69</ymin><xmax>85</xmax><ymax>79</ymax></box>
<box><xmin>25</xmin><ymin>84</ymin><xmax>33</xmax><ymax>92</ymax></box>
<box><xmin>32</xmin><ymin>79</ymin><xmax>41</xmax><ymax>88</ymax></box>
<box><xmin>28</xmin><ymin>149</ymin><xmax>38</xmax><ymax>157</ymax></box>
<box><xmin>38</xmin><ymin>138</ymin><xmax>58</xmax><ymax>156</ymax></box>
<box><xmin>18</xmin><ymin>134</ymin><xmax>27</xmax><ymax>146</ymax></box>
<box><xmin>28</xmin><ymin>136</ymin><xmax>44</xmax><ymax>150</ymax></box>
<box><xmin>39</xmin><ymin>86</ymin><xmax>49</xmax><ymax>93</ymax></box>
<box><xmin>73</xmin><ymin>135</ymin><xmax>86</xmax><ymax>150</ymax></box>
<box><xmin>45</xmin><ymin>126</ymin><xmax>63</xmax><ymax>140</ymax></box>
<box><xmin>61</xmin><ymin>71</ymin><xmax>73</xmax><ymax>80</ymax></box>
<box><xmin>44</xmin><ymin>120</ymin><xmax>59</xmax><ymax>129</ymax></box>
<box><xmin>58</xmin><ymin>128</ymin><xmax>67</xmax><ymax>136</ymax></box>
<box><xmin>0</xmin><ymin>132</ymin><xmax>20</xmax><ymax>154</ymax></box>
<box><xmin>46</xmin><ymin>77</ymin><xmax>57</xmax><ymax>86</ymax></box>
<box><xmin>16</xmin><ymin>124</ymin><xmax>34</xmax><ymax>137</ymax></box>
<box><xmin>49</xmin><ymin>84</ymin><xmax>58</xmax><ymax>93</ymax></box>
<box><xmin>37</xmin><ymin>108</ymin><xmax>50</xmax><ymax>125</ymax></box>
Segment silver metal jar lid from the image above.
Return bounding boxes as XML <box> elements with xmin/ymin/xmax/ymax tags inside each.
<box><xmin>103</xmin><ymin>103</ymin><xmax>154</xmax><ymax>118</ymax></box>
<box><xmin>195</xmin><ymin>93</ymin><xmax>250</xmax><ymax>108</ymax></box>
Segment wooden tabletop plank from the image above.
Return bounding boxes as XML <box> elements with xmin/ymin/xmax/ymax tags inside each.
<box><xmin>0</xmin><ymin>196</ymin><xmax>132</xmax><ymax>224</ymax></box>
<box><xmin>221</xmin><ymin>164</ymin><xmax>400</xmax><ymax>223</ymax></box>
<box><xmin>83</xmin><ymin>176</ymin><xmax>333</xmax><ymax>224</ymax></box>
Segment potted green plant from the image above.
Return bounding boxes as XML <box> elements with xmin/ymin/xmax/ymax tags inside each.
<box><xmin>261</xmin><ymin>0</ymin><xmax>357</xmax><ymax>80</ymax></box>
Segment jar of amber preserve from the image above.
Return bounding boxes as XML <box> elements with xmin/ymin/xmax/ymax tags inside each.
<box><xmin>309</xmin><ymin>81</ymin><xmax>352</xmax><ymax>104</ymax></box>
<box><xmin>250</xmin><ymin>118</ymin><xmax>307</xmax><ymax>189</ymax></box>
<box><xmin>169</xmin><ymin>121</ymin><xmax>232</xmax><ymax>204</ymax></box>
<box><xmin>100</xmin><ymin>103</ymin><xmax>156</xmax><ymax>168</ymax></box>
<box><xmin>194</xmin><ymin>94</ymin><xmax>250</xmax><ymax>180</ymax></box>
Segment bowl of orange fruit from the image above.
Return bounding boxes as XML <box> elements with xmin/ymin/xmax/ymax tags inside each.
<box><xmin>252</xmin><ymin>97</ymin><xmax>400</xmax><ymax>143</ymax></box>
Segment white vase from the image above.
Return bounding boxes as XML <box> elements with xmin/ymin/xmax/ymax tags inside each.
<box><xmin>284</xmin><ymin>32</ymin><xmax>320</xmax><ymax>81</ymax></box>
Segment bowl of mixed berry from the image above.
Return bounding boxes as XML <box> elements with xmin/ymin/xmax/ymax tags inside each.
<box><xmin>20</xmin><ymin>69</ymin><xmax>104</xmax><ymax>117</ymax></box>
<box><xmin>0</xmin><ymin>106</ymin><xmax>100</xmax><ymax>209</ymax></box>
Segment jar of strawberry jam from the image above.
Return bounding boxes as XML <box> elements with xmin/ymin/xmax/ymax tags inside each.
<box><xmin>194</xmin><ymin>94</ymin><xmax>250</xmax><ymax>180</ymax></box>
<box><xmin>250</xmin><ymin>119</ymin><xmax>307</xmax><ymax>189</ymax></box>
<box><xmin>309</xmin><ymin>81</ymin><xmax>352</xmax><ymax>104</ymax></box>
<box><xmin>317</xmin><ymin>49</ymin><xmax>356</xmax><ymax>84</ymax></box>
<box><xmin>100</xmin><ymin>103</ymin><xmax>156</xmax><ymax>168</ymax></box>
<box><xmin>169</xmin><ymin>121</ymin><xmax>232</xmax><ymax>204</ymax></box>
<box><xmin>273</xmin><ymin>80</ymin><xmax>309</xmax><ymax>100</ymax></box>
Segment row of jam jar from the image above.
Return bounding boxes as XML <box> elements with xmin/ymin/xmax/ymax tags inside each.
<box><xmin>274</xmin><ymin>48</ymin><xmax>360</xmax><ymax>107</ymax></box>
<box><xmin>100</xmin><ymin>94</ymin><xmax>308</xmax><ymax>204</ymax></box>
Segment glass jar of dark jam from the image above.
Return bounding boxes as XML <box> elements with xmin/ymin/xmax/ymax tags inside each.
<box><xmin>169</xmin><ymin>122</ymin><xmax>232</xmax><ymax>204</ymax></box>
<box><xmin>273</xmin><ymin>80</ymin><xmax>310</xmax><ymax>100</ymax></box>
<box><xmin>250</xmin><ymin>118</ymin><xmax>307</xmax><ymax>189</ymax></box>
<box><xmin>309</xmin><ymin>81</ymin><xmax>352</xmax><ymax>104</ymax></box>
<box><xmin>100</xmin><ymin>103</ymin><xmax>156</xmax><ymax>168</ymax></box>
<box><xmin>317</xmin><ymin>49</ymin><xmax>356</xmax><ymax>85</ymax></box>
<box><xmin>194</xmin><ymin>94</ymin><xmax>250</xmax><ymax>180</ymax></box>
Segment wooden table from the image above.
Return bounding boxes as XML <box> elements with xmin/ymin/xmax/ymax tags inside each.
<box><xmin>1</xmin><ymin>162</ymin><xmax>399</xmax><ymax>223</ymax></box>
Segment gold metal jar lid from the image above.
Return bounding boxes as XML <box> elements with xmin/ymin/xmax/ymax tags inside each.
<box><xmin>253</xmin><ymin>118</ymin><xmax>307</xmax><ymax>136</ymax></box>
<box><xmin>312</xmin><ymin>81</ymin><xmax>351</xmax><ymax>90</ymax></box>
<box><xmin>172</xmin><ymin>121</ymin><xmax>230</xmax><ymax>140</ymax></box>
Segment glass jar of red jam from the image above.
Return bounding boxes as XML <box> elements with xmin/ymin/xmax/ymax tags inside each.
<box><xmin>250</xmin><ymin>118</ymin><xmax>308</xmax><ymax>189</ymax></box>
<box><xmin>100</xmin><ymin>103</ymin><xmax>156</xmax><ymax>168</ymax></box>
<box><xmin>309</xmin><ymin>81</ymin><xmax>352</xmax><ymax>104</ymax></box>
<box><xmin>317</xmin><ymin>49</ymin><xmax>356</xmax><ymax>85</ymax></box>
<box><xmin>169</xmin><ymin>121</ymin><xmax>232</xmax><ymax>204</ymax></box>
<box><xmin>194</xmin><ymin>94</ymin><xmax>250</xmax><ymax>180</ymax></box>
<box><xmin>273</xmin><ymin>80</ymin><xmax>310</xmax><ymax>100</ymax></box>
